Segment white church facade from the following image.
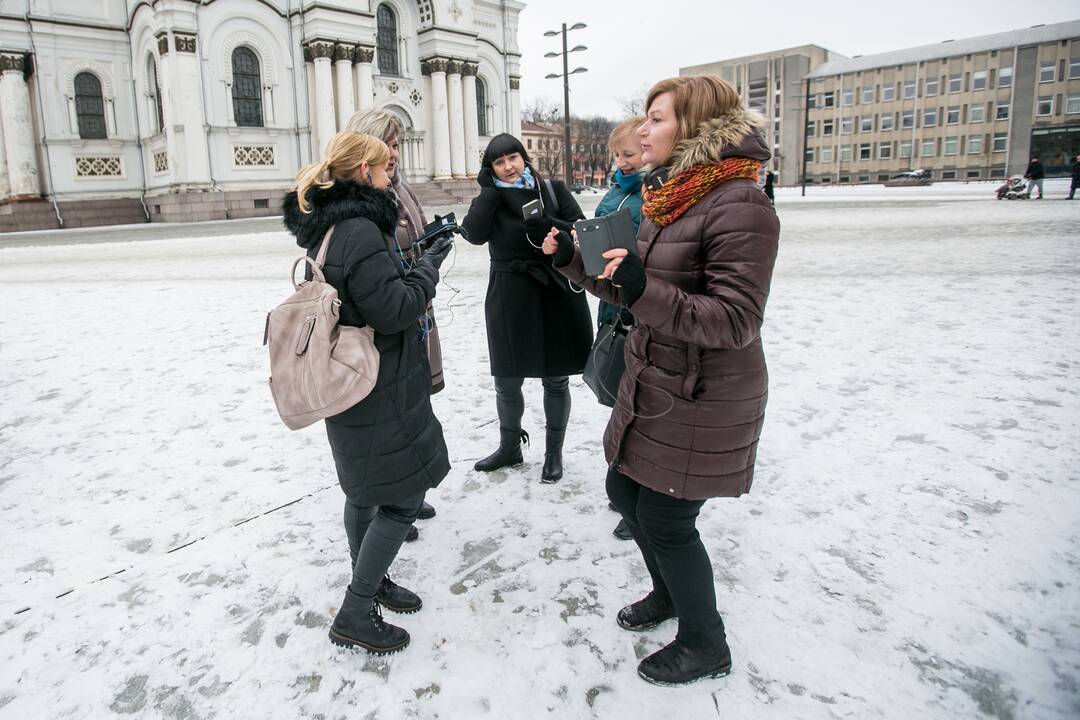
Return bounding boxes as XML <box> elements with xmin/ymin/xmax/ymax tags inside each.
<box><xmin>0</xmin><ymin>0</ymin><xmax>525</xmax><ymax>231</ymax></box>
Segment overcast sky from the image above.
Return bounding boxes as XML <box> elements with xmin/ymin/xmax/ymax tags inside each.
<box><xmin>515</xmin><ymin>0</ymin><xmax>1079</xmax><ymax>118</ymax></box>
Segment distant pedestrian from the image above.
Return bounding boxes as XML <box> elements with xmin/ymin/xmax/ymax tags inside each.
<box><xmin>1069</xmin><ymin>154</ymin><xmax>1080</xmax><ymax>200</ymax></box>
<box><xmin>763</xmin><ymin>171</ymin><xmax>775</xmax><ymax>205</ymax></box>
<box><xmin>1024</xmin><ymin>157</ymin><xmax>1045</xmax><ymax>199</ymax></box>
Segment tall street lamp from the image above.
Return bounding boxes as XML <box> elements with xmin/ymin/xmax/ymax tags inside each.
<box><xmin>544</xmin><ymin>22</ymin><xmax>587</xmax><ymax>186</ymax></box>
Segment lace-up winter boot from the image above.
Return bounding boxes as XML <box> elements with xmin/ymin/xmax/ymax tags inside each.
<box><xmin>328</xmin><ymin>590</ymin><xmax>410</xmax><ymax>655</ymax></box>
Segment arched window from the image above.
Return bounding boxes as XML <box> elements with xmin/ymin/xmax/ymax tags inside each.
<box><xmin>74</xmin><ymin>72</ymin><xmax>107</xmax><ymax>139</ymax></box>
<box><xmin>231</xmin><ymin>47</ymin><xmax>263</xmax><ymax>127</ymax></box>
<box><xmin>376</xmin><ymin>4</ymin><xmax>399</xmax><ymax>76</ymax></box>
<box><xmin>147</xmin><ymin>56</ymin><xmax>164</xmax><ymax>133</ymax></box>
<box><xmin>476</xmin><ymin>76</ymin><xmax>488</xmax><ymax>136</ymax></box>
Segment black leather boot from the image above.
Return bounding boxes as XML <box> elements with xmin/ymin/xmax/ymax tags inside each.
<box><xmin>474</xmin><ymin>428</ymin><xmax>528</xmax><ymax>472</ymax></box>
<box><xmin>637</xmin><ymin>636</ymin><xmax>732</xmax><ymax>686</ymax></box>
<box><xmin>376</xmin><ymin>574</ymin><xmax>422</xmax><ymax>614</ymax></box>
<box><xmin>417</xmin><ymin>501</ymin><xmax>436</xmax><ymax>520</ymax></box>
<box><xmin>617</xmin><ymin>591</ymin><xmax>676</xmax><ymax>631</ymax></box>
<box><xmin>540</xmin><ymin>428</ymin><xmax>565</xmax><ymax>484</ymax></box>
<box><xmin>328</xmin><ymin>590</ymin><xmax>410</xmax><ymax>655</ymax></box>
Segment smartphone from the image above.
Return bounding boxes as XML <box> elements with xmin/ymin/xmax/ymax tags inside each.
<box><xmin>573</xmin><ymin>208</ymin><xmax>638</xmax><ymax>277</ymax></box>
<box><xmin>521</xmin><ymin>198</ymin><xmax>543</xmax><ymax>222</ymax></box>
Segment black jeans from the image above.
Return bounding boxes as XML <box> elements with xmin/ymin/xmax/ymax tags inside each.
<box><xmin>343</xmin><ymin>492</ymin><xmax>424</xmax><ymax>599</ymax></box>
<box><xmin>606</xmin><ymin>468</ymin><xmax>725</xmax><ymax>648</ymax></box>
<box><xmin>494</xmin><ymin>375</ymin><xmax>570</xmax><ymax>432</ymax></box>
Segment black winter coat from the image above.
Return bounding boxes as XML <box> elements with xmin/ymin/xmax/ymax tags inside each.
<box><xmin>282</xmin><ymin>181</ymin><xmax>450</xmax><ymax>506</ymax></box>
<box><xmin>1025</xmin><ymin>160</ymin><xmax>1045</xmax><ymax>180</ymax></box>
<box><xmin>461</xmin><ymin>169</ymin><xmax>593</xmax><ymax>378</ymax></box>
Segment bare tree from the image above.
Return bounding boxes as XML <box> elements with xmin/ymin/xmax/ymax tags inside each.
<box><xmin>573</xmin><ymin>115</ymin><xmax>616</xmax><ymax>185</ymax></box>
<box><xmin>521</xmin><ymin>96</ymin><xmax>562</xmax><ymax>124</ymax></box>
<box><xmin>614</xmin><ymin>83</ymin><xmax>651</xmax><ymax>118</ymax></box>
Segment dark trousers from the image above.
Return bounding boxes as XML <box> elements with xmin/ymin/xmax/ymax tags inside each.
<box><xmin>1070</xmin><ymin>178</ymin><xmax>1079</xmax><ymax>199</ymax></box>
<box><xmin>606</xmin><ymin>468</ymin><xmax>725</xmax><ymax>647</ymax></box>
<box><xmin>494</xmin><ymin>375</ymin><xmax>571</xmax><ymax>432</ymax></box>
<box><xmin>343</xmin><ymin>492</ymin><xmax>424</xmax><ymax>599</ymax></box>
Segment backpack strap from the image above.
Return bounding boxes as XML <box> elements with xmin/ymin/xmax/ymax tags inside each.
<box><xmin>314</xmin><ymin>225</ymin><xmax>335</xmax><ymax>267</ymax></box>
<box><xmin>543</xmin><ymin>179</ymin><xmax>560</xmax><ymax>218</ymax></box>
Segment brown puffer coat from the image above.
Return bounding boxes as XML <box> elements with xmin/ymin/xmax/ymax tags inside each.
<box><xmin>558</xmin><ymin>107</ymin><xmax>779</xmax><ymax>500</ymax></box>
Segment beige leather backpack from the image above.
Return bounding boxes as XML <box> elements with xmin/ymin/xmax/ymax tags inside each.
<box><xmin>264</xmin><ymin>226</ymin><xmax>380</xmax><ymax>430</ymax></box>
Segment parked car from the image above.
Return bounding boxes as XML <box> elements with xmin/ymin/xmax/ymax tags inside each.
<box><xmin>571</xmin><ymin>183</ymin><xmax>586</xmax><ymax>194</ymax></box>
<box><xmin>883</xmin><ymin>169</ymin><xmax>933</xmax><ymax>187</ymax></box>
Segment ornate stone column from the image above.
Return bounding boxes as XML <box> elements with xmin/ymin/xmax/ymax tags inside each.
<box><xmin>422</xmin><ymin>57</ymin><xmax>452</xmax><ymax>180</ymax></box>
<box><xmin>307</xmin><ymin>40</ymin><xmax>337</xmax><ymax>157</ymax></box>
<box><xmin>0</xmin><ymin>52</ymin><xmax>40</xmax><ymax>198</ymax></box>
<box><xmin>461</xmin><ymin>61</ymin><xmax>481</xmax><ymax>176</ymax></box>
<box><xmin>303</xmin><ymin>45</ymin><xmax>317</xmax><ymax>159</ymax></box>
<box><xmin>333</xmin><ymin>43</ymin><xmax>355</xmax><ymax>129</ymax></box>
<box><xmin>353</xmin><ymin>45</ymin><xmax>375</xmax><ymax>112</ymax></box>
<box><xmin>0</xmin><ymin>81</ymin><xmax>9</xmax><ymax>200</ymax></box>
<box><xmin>509</xmin><ymin>75</ymin><xmax>522</xmax><ymax>138</ymax></box>
<box><xmin>446</xmin><ymin>60</ymin><xmax>467</xmax><ymax>178</ymax></box>
<box><xmin>162</xmin><ymin>32</ymin><xmax>211</xmax><ymax>185</ymax></box>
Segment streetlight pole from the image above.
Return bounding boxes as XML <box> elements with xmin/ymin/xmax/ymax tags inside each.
<box><xmin>544</xmin><ymin>22</ymin><xmax>587</xmax><ymax>187</ymax></box>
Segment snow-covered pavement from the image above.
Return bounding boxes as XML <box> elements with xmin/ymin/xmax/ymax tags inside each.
<box><xmin>1</xmin><ymin>180</ymin><xmax>1078</xmax><ymax>719</ymax></box>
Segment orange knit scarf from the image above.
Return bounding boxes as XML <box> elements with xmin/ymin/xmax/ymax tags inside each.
<box><xmin>642</xmin><ymin>158</ymin><xmax>762</xmax><ymax>226</ymax></box>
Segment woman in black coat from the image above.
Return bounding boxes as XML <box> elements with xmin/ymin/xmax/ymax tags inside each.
<box><xmin>462</xmin><ymin>134</ymin><xmax>593</xmax><ymax>483</ymax></box>
<box><xmin>282</xmin><ymin>131</ymin><xmax>453</xmax><ymax>655</ymax></box>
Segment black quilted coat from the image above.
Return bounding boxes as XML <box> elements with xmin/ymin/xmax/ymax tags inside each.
<box><xmin>282</xmin><ymin>180</ymin><xmax>450</xmax><ymax>505</ymax></box>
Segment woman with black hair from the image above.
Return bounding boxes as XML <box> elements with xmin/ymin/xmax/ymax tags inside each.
<box><xmin>462</xmin><ymin>133</ymin><xmax>593</xmax><ymax>483</ymax></box>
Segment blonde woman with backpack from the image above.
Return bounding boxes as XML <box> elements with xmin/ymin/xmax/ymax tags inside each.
<box><xmin>282</xmin><ymin>131</ymin><xmax>453</xmax><ymax>655</ymax></box>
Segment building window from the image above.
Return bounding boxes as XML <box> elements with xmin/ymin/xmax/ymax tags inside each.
<box><xmin>1036</xmin><ymin>96</ymin><xmax>1053</xmax><ymax>116</ymax></box>
<box><xmin>1067</xmin><ymin>94</ymin><xmax>1080</xmax><ymax>114</ymax></box>
<box><xmin>903</xmin><ymin>80</ymin><xmax>916</xmax><ymax>99</ymax></box>
<box><xmin>858</xmin><ymin>143</ymin><xmax>872</xmax><ymax>160</ymax></box>
<box><xmin>862</xmin><ymin>86</ymin><xmax>875</xmax><ymax>103</ymax></box>
<box><xmin>1039</xmin><ymin>60</ymin><xmax>1056</xmax><ymax>83</ymax></box>
<box><xmin>921</xmin><ymin>139</ymin><xmax>936</xmax><ymax>157</ymax></box>
<box><xmin>74</xmin><ymin>72</ymin><xmax>107</xmax><ymax>139</ymax></box>
<box><xmin>840</xmin><ymin>117</ymin><xmax>853</xmax><ymax>134</ymax></box>
<box><xmin>879</xmin><ymin>141</ymin><xmax>892</xmax><ymax>159</ymax></box>
<box><xmin>148</xmin><ymin>57</ymin><xmax>164</xmax><ymax>133</ymax></box>
<box><xmin>969</xmin><ymin>105</ymin><xmax>985</xmax><ymax>123</ymax></box>
<box><xmin>822</xmin><ymin>118</ymin><xmax>834</xmax><ymax>136</ymax></box>
<box><xmin>231</xmin><ymin>47</ymin><xmax>263</xmax><ymax>127</ymax></box>
<box><xmin>860</xmin><ymin>116</ymin><xmax>873</xmax><ymax>133</ymax></box>
<box><xmin>972</xmin><ymin>70</ymin><xmax>987</xmax><ymax>91</ymax></box>
<box><xmin>806</xmin><ymin>121</ymin><xmax>816</xmax><ymax>138</ymax></box>
<box><xmin>944</xmin><ymin>136</ymin><xmax>958</xmax><ymax>155</ymax></box>
<box><xmin>946</xmin><ymin>106</ymin><xmax>960</xmax><ymax>125</ymax></box>
<box><xmin>841</xmin><ymin>89</ymin><xmax>854</xmax><ymax>106</ymax></box>
<box><xmin>948</xmin><ymin>74</ymin><xmax>962</xmax><ymax>93</ymax></box>
<box><xmin>840</xmin><ymin>144</ymin><xmax>852</xmax><ymax>162</ymax></box>
<box><xmin>526</xmin><ymin>138</ymin><xmax>532</xmax><ymax>149</ymax></box>
<box><xmin>899</xmin><ymin>140</ymin><xmax>912</xmax><ymax>159</ymax></box>
<box><xmin>995</xmin><ymin>102</ymin><xmax>1009</xmax><ymax>121</ymax></box>
<box><xmin>805</xmin><ymin>147</ymin><xmax>814</xmax><ymax>163</ymax></box>
<box><xmin>901</xmin><ymin>110</ymin><xmax>914</xmax><ymax>129</ymax></box>
<box><xmin>823</xmin><ymin>91</ymin><xmax>835</xmax><ymax>107</ymax></box>
<box><xmin>923</xmin><ymin>108</ymin><xmax>937</xmax><ymax>127</ymax></box>
<box><xmin>1070</xmin><ymin>57</ymin><xmax>1080</xmax><ymax>80</ymax></box>
<box><xmin>992</xmin><ymin>132</ymin><xmax>1007</xmax><ymax>152</ymax></box>
<box><xmin>925</xmin><ymin>77</ymin><xmax>938</xmax><ymax>96</ymax></box>
<box><xmin>880</xmin><ymin>113</ymin><xmax>894</xmax><ymax>131</ymax></box>
<box><xmin>821</xmin><ymin>145</ymin><xmax>833</xmax><ymax>163</ymax></box>
<box><xmin>966</xmin><ymin>170</ymin><xmax>981</xmax><ymax>179</ymax></box>
<box><xmin>476</xmin><ymin>76</ymin><xmax>488</xmax><ymax>136</ymax></box>
<box><xmin>882</xmin><ymin>84</ymin><xmax>895</xmax><ymax>102</ymax></box>
<box><xmin>807</xmin><ymin>95</ymin><xmax>817</xmax><ymax>110</ymax></box>
<box><xmin>998</xmin><ymin>66</ymin><xmax>1013</xmax><ymax>88</ymax></box>
<box><xmin>968</xmin><ymin>134</ymin><xmax>983</xmax><ymax>153</ymax></box>
<box><xmin>376</xmin><ymin>4</ymin><xmax>400</xmax><ymax>76</ymax></box>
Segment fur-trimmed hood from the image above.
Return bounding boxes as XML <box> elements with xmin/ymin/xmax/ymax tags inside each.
<box><xmin>669</xmin><ymin>107</ymin><xmax>770</xmax><ymax>176</ymax></box>
<box><xmin>281</xmin><ymin>179</ymin><xmax>399</xmax><ymax>250</ymax></box>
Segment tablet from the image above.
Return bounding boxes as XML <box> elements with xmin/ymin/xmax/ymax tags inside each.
<box><xmin>573</xmin><ymin>208</ymin><xmax>638</xmax><ymax>277</ymax></box>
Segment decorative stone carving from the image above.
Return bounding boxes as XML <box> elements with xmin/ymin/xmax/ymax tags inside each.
<box><xmin>353</xmin><ymin>45</ymin><xmax>375</xmax><ymax>64</ymax></box>
<box><xmin>75</xmin><ymin>156</ymin><xmax>123</xmax><ymax>177</ymax></box>
<box><xmin>421</xmin><ymin>57</ymin><xmax>449</xmax><ymax>75</ymax></box>
<box><xmin>156</xmin><ymin>33</ymin><xmax>170</xmax><ymax>56</ymax></box>
<box><xmin>509</xmin><ymin>76</ymin><xmax>521</xmax><ymax>90</ymax></box>
<box><xmin>410</xmin><ymin>88</ymin><xmax>422</xmax><ymax>106</ymax></box>
<box><xmin>446</xmin><ymin>60</ymin><xmax>463</xmax><ymax>76</ymax></box>
<box><xmin>305</xmin><ymin>41</ymin><xmax>336</xmax><ymax>61</ymax></box>
<box><xmin>153</xmin><ymin>151</ymin><xmax>169</xmax><ymax>173</ymax></box>
<box><xmin>460</xmin><ymin>61</ymin><xmax>479</xmax><ymax>77</ymax></box>
<box><xmin>302</xmin><ymin>45</ymin><xmax>313</xmax><ymax>63</ymax></box>
<box><xmin>233</xmin><ymin>145</ymin><xmax>275</xmax><ymax>167</ymax></box>
<box><xmin>0</xmin><ymin>53</ymin><xmax>30</xmax><ymax>75</ymax></box>
<box><xmin>387</xmin><ymin>81</ymin><xmax>399</xmax><ymax>94</ymax></box>
<box><xmin>332</xmin><ymin>43</ymin><xmax>355</xmax><ymax>63</ymax></box>
<box><xmin>174</xmin><ymin>33</ymin><xmax>197</xmax><ymax>54</ymax></box>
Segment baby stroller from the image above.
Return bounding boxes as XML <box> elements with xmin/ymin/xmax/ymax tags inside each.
<box><xmin>996</xmin><ymin>176</ymin><xmax>1027</xmax><ymax>200</ymax></box>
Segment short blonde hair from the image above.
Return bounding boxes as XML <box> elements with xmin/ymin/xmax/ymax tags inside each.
<box><xmin>344</xmin><ymin>109</ymin><xmax>404</xmax><ymax>144</ymax></box>
<box><xmin>293</xmin><ymin>131</ymin><xmax>390</xmax><ymax>213</ymax></box>
<box><xmin>608</xmin><ymin>116</ymin><xmax>645</xmax><ymax>155</ymax></box>
<box><xmin>645</xmin><ymin>75</ymin><xmax>741</xmax><ymax>149</ymax></box>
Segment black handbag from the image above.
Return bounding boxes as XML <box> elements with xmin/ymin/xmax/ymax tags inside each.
<box><xmin>583</xmin><ymin>318</ymin><xmax>628</xmax><ymax>407</ymax></box>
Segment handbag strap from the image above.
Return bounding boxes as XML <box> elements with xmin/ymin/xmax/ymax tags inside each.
<box><xmin>314</xmin><ymin>225</ymin><xmax>335</xmax><ymax>267</ymax></box>
<box><xmin>543</xmin><ymin>179</ymin><xmax>560</xmax><ymax>217</ymax></box>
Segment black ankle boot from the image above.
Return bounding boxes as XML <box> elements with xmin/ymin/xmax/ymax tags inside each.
<box><xmin>329</xmin><ymin>590</ymin><xmax>410</xmax><ymax>655</ymax></box>
<box><xmin>637</xmin><ymin>636</ymin><xmax>732</xmax><ymax>686</ymax></box>
<box><xmin>417</xmin><ymin>501</ymin><xmax>436</xmax><ymax>520</ymax></box>
<box><xmin>376</xmin><ymin>574</ymin><xmax>422</xmax><ymax>614</ymax></box>
<box><xmin>474</xmin><ymin>428</ymin><xmax>528</xmax><ymax>472</ymax></box>
<box><xmin>540</xmin><ymin>428</ymin><xmax>565</xmax><ymax>484</ymax></box>
<box><xmin>617</xmin><ymin>591</ymin><xmax>676</xmax><ymax>631</ymax></box>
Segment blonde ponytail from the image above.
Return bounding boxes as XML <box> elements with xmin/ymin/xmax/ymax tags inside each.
<box><xmin>294</xmin><ymin>132</ymin><xmax>391</xmax><ymax>213</ymax></box>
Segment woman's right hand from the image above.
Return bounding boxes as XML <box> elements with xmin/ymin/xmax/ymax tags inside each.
<box><xmin>543</xmin><ymin>228</ymin><xmax>576</xmax><ymax>267</ymax></box>
<box><xmin>541</xmin><ymin>227</ymin><xmax>560</xmax><ymax>255</ymax></box>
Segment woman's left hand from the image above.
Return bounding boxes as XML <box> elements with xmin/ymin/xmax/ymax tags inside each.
<box><xmin>601</xmin><ymin>248</ymin><xmax>629</xmax><ymax>281</ymax></box>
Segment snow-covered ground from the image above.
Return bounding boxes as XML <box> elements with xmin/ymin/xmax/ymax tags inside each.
<box><xmin>1</xmin><ymin>179</ymin><xmax>1078</xmax><ymax>719</ymax></box>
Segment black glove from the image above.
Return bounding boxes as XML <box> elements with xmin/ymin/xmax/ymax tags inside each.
<box><xmin>421</xmin><ymin>234</ymin><xmax>454</xmax><ymax>271</ymax></box>
<box><xmin>610</xmin><ymin>252</ymin><xmax>646</xmax><ymax>308</ymax></box>
<box><xmin>550</xmin><ymin>229</ymin><xmax>575</xmax><ymax>268</ymax></box>
<box><xmin>524</xmin><ymin>214</ymin><xmax>554</xmax><ymax>245</ymax></box>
